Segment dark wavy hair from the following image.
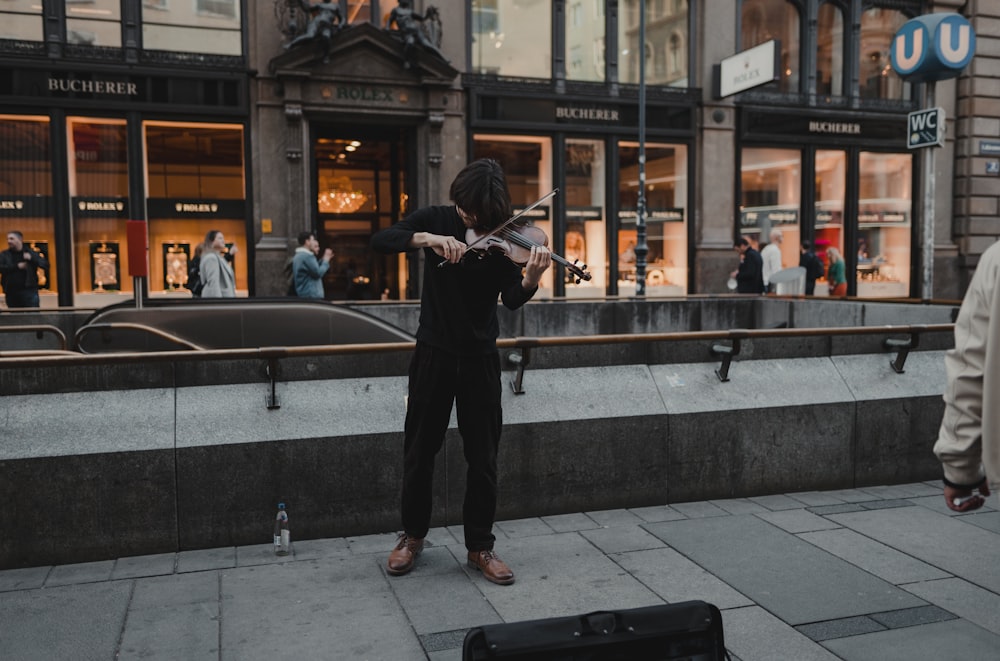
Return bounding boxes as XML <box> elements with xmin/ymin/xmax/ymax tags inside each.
<box><xmin>449</xmin><ymin>158</ymin><xmax>512</xmax><ymax>231</ymax></box>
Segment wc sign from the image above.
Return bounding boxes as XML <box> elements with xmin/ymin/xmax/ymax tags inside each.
<box><xmin>908</xmin><ymin>107</ymin><xmax>944</xmax><ymax>149</ymax></box>
<box><xmin>890</xmin><ymin>13</ymin><xmax>975</xmax><ymax>83</ymax></box>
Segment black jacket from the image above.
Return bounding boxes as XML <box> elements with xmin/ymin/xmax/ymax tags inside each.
<box><xmin>736</xmin><ymin>247</ymin><xmax>765</xmax><ymax>294</ymax></box>
<box><xmin>0</xmin><ymin>246</ymin><xmax>49</xmax><ymax>295</ymax></box>
<box><xmin>371</xmin><ymin>205</ymin><xmax>536</xmax><ymax>355</ymax></box>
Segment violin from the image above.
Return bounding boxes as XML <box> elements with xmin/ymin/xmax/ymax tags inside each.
<box><xmin>464</xmin><ymin>223</ymin><xmax>592</xmax><ymax>283</ymax></box>
<box><xmin>456</xmin><ymin>189</ymin><xmax>592</xmax><ymax>283</ymax></box>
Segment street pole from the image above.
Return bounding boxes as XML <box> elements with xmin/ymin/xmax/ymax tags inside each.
<box><xmin>635</xmin><ymin>1</ymin><xmax>648</xmax><ymax>296</ymax></box>
<box><xmin>921</xmin><ymin>82</ymin><xmax>936</xmax><ymax>300</ymax></box>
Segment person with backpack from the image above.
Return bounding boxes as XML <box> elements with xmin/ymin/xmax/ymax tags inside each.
<box><xmin>799</xmin><ymin>240</ymin><xmax>824</xmax><ymax>296</ymax></box>
<box><xmin>291</xmin><ymin>231</ymin><xmax>333</xmax><ymax>299</ymax></box>
<box><xmin>186</xmin><ymin>243</ymin><xmax>204</xmax><ymax>297</ymax></box>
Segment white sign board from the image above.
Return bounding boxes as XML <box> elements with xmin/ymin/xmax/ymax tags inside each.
<box><xmin>716</xmin><ymin>40</ymin><xmax>780</xmax><ymax>98</ymax></box>
<box><xmin>907</xmin><ymin>107</ymin><xmax>944</xmax><ymax>149</ymax></box>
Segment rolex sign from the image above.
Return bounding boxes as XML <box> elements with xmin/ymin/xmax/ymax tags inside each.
<box><xmin>890</xmin><ymin>13</ymin><xmax>975</xmax><ymax>83</ymax></box>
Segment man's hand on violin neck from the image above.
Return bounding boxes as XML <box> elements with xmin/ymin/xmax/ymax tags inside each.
<box><xmin>522</xmin><ymin>245</ymin><xmax>552</xmax><ymax>289</ymax></box>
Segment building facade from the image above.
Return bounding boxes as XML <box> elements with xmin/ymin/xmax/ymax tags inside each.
<box><xmin>1</xmin><ymin>1</ymin><xmax>996</xmax><ymax>307</ymax></box>
<box><xmin>0</xmin><ymin>0</ymin><xmax>251</xmax><ymax>307</ymax></box>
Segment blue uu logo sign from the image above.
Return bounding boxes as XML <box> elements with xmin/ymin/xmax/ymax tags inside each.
<box><xmin>891</xmin><ymin>13</ymin><xmax>975</xmax><ymax>82</ymax></box>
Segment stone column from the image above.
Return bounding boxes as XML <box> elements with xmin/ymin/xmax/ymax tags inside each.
<box><xmin>693</xmin><ymin>0</ymin><xmax>738</xmax><ymax>293</ymax></box>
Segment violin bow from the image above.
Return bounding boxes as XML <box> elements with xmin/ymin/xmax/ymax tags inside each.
<box><xmin>463</xmin><ymin>188</ymin><xmax>560</xmax><ymax>252</ymax></box>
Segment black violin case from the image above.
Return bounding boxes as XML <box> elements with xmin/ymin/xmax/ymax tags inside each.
<box><xmin>462</xmin><ymin>600</ymin><xmax>728</xmax><ymax>660</ymax></box>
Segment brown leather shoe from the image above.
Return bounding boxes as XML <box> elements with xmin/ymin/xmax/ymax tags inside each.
<box><xmin>467</xmin><ymin>549</ymin><xmax>515</xmax><ymax>585</ymax></box>
<box><xmin>387</xmin><ymin>534</ymin><xmax>423</xmax><ymax>576</ymax></box>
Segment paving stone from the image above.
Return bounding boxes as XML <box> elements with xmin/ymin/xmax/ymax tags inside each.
<box><xmin>786</xmin><ymin>491</ymin><xmax>849</xmax><ymax>507</ymax></box>
<box><xmin>646</xmin><ymin>515</ymin><xmax>925</xmax><ymax>625</ymax></box>
<box><xmin>722</xmin><ymin>606</ymin><xmax>840</xmax><ymax>660</ymax></box>
<box><xmin>958</xmin><ymin>511</ymin><xmax>1000</xmax><ymax>534</ymax></box>
<box><xmin>795</xmin><ymin>616</ymin><xmax>885</xmax><ymax>641</ymax></box>
<box><xmin>131</xmin><ymin>571</ymin><xmax>219</xmax><ymax>609</ymax></box>
<box><xmin>822</xmin><ymin>618</ymin><xmax>1000</xmax><ymax>660</ymax></box>
<box><xmin>45</xmin><ymin>560</ymin><xmax>113</xmax><ymax>586</ymax></box>
<box><xmin>909</xmin><ymin>494</ymin><xmax>997</xmax><ymax>517</ymax></box>
<box><xmin>0</xmin><ymin>580</ymin><xmax>132</xmax><ymax>661</ymax></box>
<box><xmin>868</xmin><ymin>604</ymin><xmax>955</xmax><ymax>629</ymax></box>
<box><xmin>797</xmin><ymin>529</ymin><xmax>950</xmax><ymax>585</ymax></box>
<box><xmin>236</xmin><ymin>542</ymin><xmax>305</xmax><ymax>566</ymax></box>
<box><xmin>807</xmin><ymin>503</ymin><xmax>866</xmax><ymax>516</ymax></box>
<box><xmin>859</xmin><ymin>498</ymin><xmax>914</xmax><ymax>510</ymax></box>
<box><xmin>390</xmin><ymin>556</ymin><xmax>500</xmax><ymax>634</ymax></box>
<box><xmin>462</xmin><ymin>532</ymin><xmax>661</xmax><ymax>623</ymax></box>
<box><xmin>112</xmin><ymin>552</ymin><xmax>176</xmax><ymax>580</ymax></box>
<box><xmin>670</xmin><ymin>501</ymin><xmax>730</xmax><ymax>518</ymax></box>
<box><xmin>903</xmin><ymin>577</ymin><xmax>1000</xmax><ymax>635</ymax></box>
<box><xmin>221</xmin><ymin>556</ymin><xmax>423</xmax><ymax>660</ymax></box>
<box><xmin>118</xmin><ymin>602</ymin><xmax>219</xmax><ymax>661</ymax></box>
<box><xmin>0</xmin><ymin>565</ymin><xmax>50</xmax><ymax>592</ymax></box>
<box><xmin>829</xmin><ymin>506</ymin><xmax>1000</xmax><ymax>593</ymax></box>
<box><xmin>541</xmin><ymin>512</ymin><xmax>601</xmax><ymax>532</ymax></box>
<box><xmin>628</xmin><ymin>504</ymin><xmax>688</xmax><ymax>522</ymax></box>
<box><xmin>584</xmin><ymin>508</ymin><xmax>645</xmax><ymax>527</ymax></box>
<box><xmin>754</xmin><ymin>509</ymin><xmax>842</xmax><ymax>533</ymax></box>
<box><xmin>611</xmin><ymin>547</ymin><xmax>754</xmax><ymax>610</ymax></box>
<box><xmin>495</xmin><ymin>517</ymin><xmax>555</xmax><ymax>538</ymax></box>
<box><xmin>177</xmin><ymin>547</ymin><xmax>235</xmax><ymax>573</ymax></box>
<box><xmin>345</xmin><ymin>531</ymin><xmax>400</xmax><ymax>556</ymax></box>
<box><xmin>858</xmin><ymin>484</ymin><xmax>929</xmax><ymax>500</ymax></box>
<box><xmin>386</xmin><ymin>544</ymin><xmax>462</xmax><ymax>578</ymax></box>
<box><xmin>581</xmin><ymin>525</ymin><xmax>666</xmax><ymax>554</ymax></box>
<box><xmin>419</xmin><ymin>629</ymin><xmax>470</xmax><ymax>653</ymax></box>
<box><xmin>747</xmin><ymin>494</ymin><xmax>805</xmax><ymax>511</ymax></box>
<box><xmin>709</xmin><ymin>498</ymin><xmax>769</xmax><ymax>515</ymax></box>
<box><xmin>814</xmin><ymin>489</ymin><xmax>877</xmax><ymax>503</ymax></box>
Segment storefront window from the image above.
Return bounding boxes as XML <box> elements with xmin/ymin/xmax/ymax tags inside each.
<box><xmin>564</xmin><ymin>139</ymin><xmax>605</xmax><ymax>295</ymax></box>
<box><xmin>143</xmin><ymin>0</ymin><xmax>242</xmax><ymax>55</ymax></box>
<box><xmin>740</xmin><ymin>147</ymin><xmax>801</xmax><ymax>275</ymax></box>
<box><xmin>0</xmin><ymin>1</ymin><xmax>43</xmax><ymax>41</ymax></box>
<box><xmin>814</xmin><ymin>150</ymin><xmax>846</xmax><ymax>296</ymax></box>
<box><xmin>740</xmin><ymin>0</ymin><xmax>799</xmax><ymax>94</ymax></box>
<box><xmin>857</xmin><ymin>152</ymin><xmax>911</xmax><ymax>297</ymax></box>
<box><xmin>144</xmin><ymin>122</ymin><xmax>246</xmax><ymax>296</ymax></box>
<box><xmin>619</xmin><ymin>0</ymin><xmax>688</xmax><ymax>86</ymax></box>
<box><xmin>471</xmin><ymin>0</ymin><xmax>551</xmax><ymax>79</ymax></box>
<box><xmin>566</xmin><ymin>0</ymin><xmax>605</xmax><ymax>82</ymax></box>
<box><xmin>473</xmin><ymin>135</ymin><xmax>555</xmax><ymax>295</ymax></box>
<box><xmin>816</xmin><ymin>2</ymin><xmax>844</xmax><ymax>98</ymax></box>
<box><xmin>0</xmin><ymin>116</ymin><xmax>55</xmax><ymax>306</ymax></box>
<box><xmin>619</xmin><ymin>141</ymin><xmax>688</xmax><ymax>296</ymax></box>
<box><xmin>67</xmin><ymin>0</ymin><xmax>122</xmax><ymax>47</ymax></box>
<box><xmin>860</xmin><ymin>8</ymin><xmax>910</xmax><ymax>101</ymax></box>
<box><xmin>68</xmin><ymin>118</ymin><xmax>130</xmax><ymax>303</ymax></box>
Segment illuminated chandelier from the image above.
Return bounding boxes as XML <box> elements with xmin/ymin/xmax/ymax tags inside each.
<box><xmin>318</xmin><ymin>176</ymin><xmax>367</xmax><ymax>214</ymax></box>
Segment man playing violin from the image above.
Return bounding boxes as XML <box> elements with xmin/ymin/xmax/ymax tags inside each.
<box><xmin>371</xmin><ymin>158</ymin><xmax>551</xmax><ymax>585</ymax></box>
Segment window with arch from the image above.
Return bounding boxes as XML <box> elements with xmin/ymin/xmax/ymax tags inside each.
<box><xmin>860</xmin><ymin>7</ymin><xmax>911</xmax><ymax>101</ymax></box>
<box><xmin>740</xmin><ymin>0</ymin><xmax>800</xmax><ymax>94</ymax></box>
<box><xmin>816</xmin><ymin>2</ymin><xmax>844</xmax><ymax>97</ymax></box>
<box><xmin>669</xmin><ymin>32</ymin><xmax>683</xmax><ymax>75</ymax></box>
<box><xmin>619</xmin><ymin>0</ymin><xmax>689</xmax><ymax>86</ymax></box>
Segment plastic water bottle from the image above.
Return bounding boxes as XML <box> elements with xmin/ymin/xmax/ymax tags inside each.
<box><xmin>273</xmin><ymin>503</ymin><xmax>290</xmax><ymax>556</ymax></box>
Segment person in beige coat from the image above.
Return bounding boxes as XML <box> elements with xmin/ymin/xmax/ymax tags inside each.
<box><xmin>933</xmin><ymin>239</ymin><xmax>1000</xmax><ymax>511</ymax></box>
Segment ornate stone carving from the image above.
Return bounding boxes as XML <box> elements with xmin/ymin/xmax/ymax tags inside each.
<box><xmin>384</xmin><ymin>0</ymin><xmax>447</xmax><ymax>69</ymax></box>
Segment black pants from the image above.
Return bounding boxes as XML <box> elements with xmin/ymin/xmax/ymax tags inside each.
<box><xmin>401</xmin><ymin>342</ymin><xmax>502</xmax><ymax>551</ymax></box>
<box><xmin>5</xmin><ymin>289</ymin><xmax>39</xmax><ymax>308</ymax></box>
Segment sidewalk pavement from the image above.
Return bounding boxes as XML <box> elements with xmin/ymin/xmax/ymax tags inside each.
<box><xmin>2</xmin><ymin>480</ymin><xmax>998</xmax><ymax>661</ymax></box>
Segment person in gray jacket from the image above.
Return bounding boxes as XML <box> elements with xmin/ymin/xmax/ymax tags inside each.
<box><xmin>199</xmin><ymin>230</ymin><xmax>237</xmax><ymax>298</ymax></box>
<box><xmin>934</xmin><ymin>239</ymin><xmax>1000</xmax><ymax>512</ymax></box>
<box><xmin>292</xmin><ymin>231</ymin><xmax>332</xmax><ymax>299</ymax></box>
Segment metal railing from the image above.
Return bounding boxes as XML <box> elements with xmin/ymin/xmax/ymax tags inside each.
<box><xmin>0</xmin><ymin>323</ymin><xmax>955</xmax><ymax>404</ymax></box>
<box><xmin>0</xmin><ymin>324</ymin><xmax>68</xmax><ymax>351</ymax></box>
<box><xmin>74</xmin><ymin>322</ymin><xmax>205</xmax><ymax>353</ymax></box>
